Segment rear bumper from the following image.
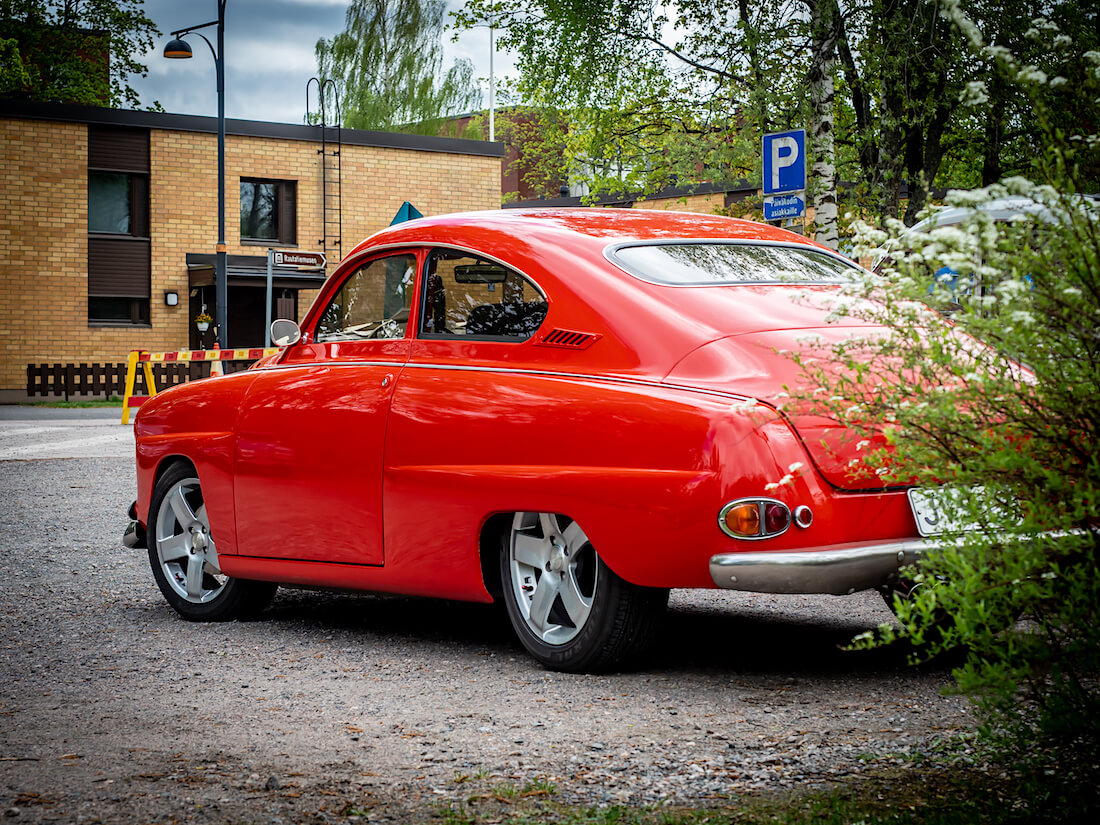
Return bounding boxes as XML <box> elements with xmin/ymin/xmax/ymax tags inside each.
<box><xmin>709</xmin><ymin>538</ymin><xmax>932</xmax><ymax>595</ymax></box>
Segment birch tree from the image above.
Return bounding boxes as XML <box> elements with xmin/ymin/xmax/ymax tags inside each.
<box><xmin>316</xmin><ymin>0</ymin><xmax>481</xmax><ymax>134</ymax></box>
<box><xmin>807</xmin><ymin>0</ymin><xmax>840</xmax><ymax>248</ymax></box>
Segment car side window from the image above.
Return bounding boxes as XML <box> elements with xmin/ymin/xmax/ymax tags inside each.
<box><xmin>315</xmin><ymin>254</ymin><xmax>416</xmax><ymax>343</ymax></box>
<box><xmin>419</xmin><ymin>249</ymin><xmax>547</xmax><ymax>340</ymax></box>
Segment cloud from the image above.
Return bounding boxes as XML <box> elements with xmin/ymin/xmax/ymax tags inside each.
<box><xmin>131</xmin><ymin>0</ymin><xmax>515</xmax><ymax>121</ymax></box>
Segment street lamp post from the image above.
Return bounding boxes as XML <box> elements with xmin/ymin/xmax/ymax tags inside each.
<box><xmin>470</xmin><ymin>17</ymin><xmax>496</xmax><ymax>142</ymax></box>
<box><xmin>488</xmin><ymin>23</ymin><xmax>495</xmax><ymax>143</ymax></box>
<box><xmin>164</xmin><ymin>1</ymin><xmax>229</xmax><ymax>350</ymax></box>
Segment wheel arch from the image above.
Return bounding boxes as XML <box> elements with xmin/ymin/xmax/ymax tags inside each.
<box><xmin>478</xmin><ymin>512</ymin><xmax>513</xmax><ymax>602</ymax></box>
<box><xmin>153</xmin><ymin>454</ymin><xmax>198</xmax><ymax>488</ymax></box>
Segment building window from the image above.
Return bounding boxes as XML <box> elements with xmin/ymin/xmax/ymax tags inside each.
<box><xmin>240</xmin><ymin>178</ymin><xmax>296</xmax><ymax>244</ymax></box>
<box><xmin>88</xmin><ymin>172</ymin><xmax>131</xmax><ymax>233</ymax></box>
<box><xmin>87</xmin><ymin>126</ymin><xmax>151</xmax><ymax>325</ymax></box>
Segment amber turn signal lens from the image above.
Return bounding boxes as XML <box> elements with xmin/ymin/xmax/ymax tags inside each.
<box><xmin>722</xmin><ymin>503</ymin><xmax>761</xmax><ymax>537</ymax></box>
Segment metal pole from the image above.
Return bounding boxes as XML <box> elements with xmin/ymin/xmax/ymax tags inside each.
<box><xmin>214</xmin><ymin>0</ymin><xmax>228</xmax><ymax>349</ymax></box>
<box><xmin>265</xmin><ymin>248</ymin><xmax>273</xmax><ymax>348</ymax></box>
<box><xmin>488</xmin><ymin>25</ymin><xmax>495</xmax><ymax>142</ymax></box>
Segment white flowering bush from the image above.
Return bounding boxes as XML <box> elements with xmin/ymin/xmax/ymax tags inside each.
<box><xmin>792</xmin><ymin>5</ymin><xmax>1100</xmax><ymax>809</ymax></box>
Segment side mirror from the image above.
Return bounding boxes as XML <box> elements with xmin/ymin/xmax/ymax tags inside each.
<box><xmin>270</xmin><ymin>318</ymin><xmax>302</xmax><ymax>347</ymax></box>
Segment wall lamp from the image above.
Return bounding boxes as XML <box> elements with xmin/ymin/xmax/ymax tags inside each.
<box><xmin>164</xmin><ymin>290</ymin><xmax>180</xmax><ymax>307</ymax></box>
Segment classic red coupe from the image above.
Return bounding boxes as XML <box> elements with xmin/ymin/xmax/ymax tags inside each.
<box><xmin>125</xmin><ymin>209</ymin><xmax>935</xmax><ymax>671</ymax></box>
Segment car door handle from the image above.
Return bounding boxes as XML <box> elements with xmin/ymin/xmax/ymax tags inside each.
<box><xmin>381</xmin><ymin>374</ymin><xmax>393</xmax><ymax>388</ymax></box>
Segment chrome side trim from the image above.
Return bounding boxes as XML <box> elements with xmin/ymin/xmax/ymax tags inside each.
<box><xmin>253</xmin><ymin>360</ymin><xmax>756</xmax><ymax>404</ymax></box>
<box><xmin>709</xmin><ymin>539</ymin><xmax>933</xmax><ymax>595</ymax></box>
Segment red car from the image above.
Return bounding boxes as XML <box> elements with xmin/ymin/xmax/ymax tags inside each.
<box><xmin>124</xmin><ymin>209</ymin><xmax>931</xmax><ymax>671</ymax></box>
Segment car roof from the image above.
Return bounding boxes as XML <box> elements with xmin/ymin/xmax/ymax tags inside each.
<box><xmin>346</xmin><ymin>208</ymin><xmax>826</xmax><ymax>259</ymax></box>
<box><xmin>907</xmin><ymin>196</ymin><xmax>1060</xmax><ymax>234</ymax></box>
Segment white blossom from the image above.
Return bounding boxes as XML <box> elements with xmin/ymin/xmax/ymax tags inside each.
<box><xmin>960</xmin><ymin>80</ymin><xmax>989</xmax><ymax>106</ymax></box>
<box><xmin>1002</xmin><ymin>176</ymin><xmax>1038</xmax><ymax>196</ymax></box>
<box><xmin>1017</xmin><ymin>65</ymin><xmax>1049</xmax><ymax>85</ymax></box>
<box><xmin>1054</xmin><ymin>34</ymin><xmax>1072</xmax><ymax>48</ymax></box>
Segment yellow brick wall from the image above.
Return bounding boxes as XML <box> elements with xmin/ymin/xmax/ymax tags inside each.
<box><xmin>0</xmin><ymin>118</ymin><xmax>501</xmax><ymax>395</ymax></box>
<box><xmin>0</xmin><ymin>119</ymin><xmax>88</xmax><ymax>395</ymax></box>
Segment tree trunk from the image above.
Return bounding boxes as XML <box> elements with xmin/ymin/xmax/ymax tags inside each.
<box><xmin>807</xmin><ymin>0</ymin><xmax>839</xmax><ymax>249</ymax></box>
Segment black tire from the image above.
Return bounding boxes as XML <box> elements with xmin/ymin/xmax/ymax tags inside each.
<box><xmin>147</xmin><ymin>462</ymin><xmax>277</xmax><ymax>621</ymax></box>
<box><xmin>880</xmin><ymin>578</ymin><xmax>962</xmax><ymax>657</ymax></box>
<box><xmin>500</xmin><ymin>512</ymin><xmax>667</xmax><ymax>672</ymax></box>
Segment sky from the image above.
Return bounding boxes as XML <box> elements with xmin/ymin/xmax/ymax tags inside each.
<box><xmin>129</xmin><ymin>0</ymin><xmax>515</xmax><ymax>125</ymax></box>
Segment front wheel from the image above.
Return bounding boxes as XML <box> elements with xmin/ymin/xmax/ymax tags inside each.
<box><xmin>500</xmin><ymin>512</ymin><xmax>667</xmax><ymax>672</ymax></box>
<box><xmin>147</xmin><ymin>463</ymin><xmax>277</xmax><ymax>621</ymax></box>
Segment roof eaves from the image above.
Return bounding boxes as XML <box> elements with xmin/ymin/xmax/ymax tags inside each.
<box><xmin>0</xmin><ymin>98</ymin><xmax>505</xmax><ymax>158</ymax></box>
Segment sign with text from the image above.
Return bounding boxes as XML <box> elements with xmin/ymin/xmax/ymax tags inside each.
<box><xmin>273</xmin><ymin>250</ymin><xmax>327</xmax><ymax>270</ymax></box>
<box><xmin>763</xmin><ymin>193</ymin><xmax>806</xmax><ymax>220</ymax></box>
<box><xmin>762</xmin><ymin>129</ymin><xmax>806</xmax><ymax>196</ymax></box>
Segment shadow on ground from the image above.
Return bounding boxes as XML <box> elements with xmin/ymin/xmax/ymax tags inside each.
<box><xmin>243</xmin><ymin>587</ymin><xmax>920</xmax><ymax>676</ymax></box>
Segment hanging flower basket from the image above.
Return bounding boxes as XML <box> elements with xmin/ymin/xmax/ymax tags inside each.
<box><xmin>195</xmin><ymin>312</ymin><xmax>212</xmax><ymax>332</ymax></box>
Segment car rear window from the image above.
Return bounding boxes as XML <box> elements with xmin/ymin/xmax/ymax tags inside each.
<box><xmin>608</xmin><ymin>242</ymin><xmax>858</xmax><ymax>285</ymax></box>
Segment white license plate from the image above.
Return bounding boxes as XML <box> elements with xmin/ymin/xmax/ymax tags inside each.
<box><xmin>907</xmin><ymin>487</ymin><xmax>981</xmax><ymax>537</ymax></box>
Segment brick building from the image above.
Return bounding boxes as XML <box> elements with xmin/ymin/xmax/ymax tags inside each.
<box><xmin>0</xmin><ymin>99</ymin><xmax>503</xmax><ymax>402</ymax></box>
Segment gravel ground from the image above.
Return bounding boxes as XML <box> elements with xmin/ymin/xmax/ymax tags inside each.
<box><xmin>0</xmin><ymin>412</ymin><xmax>972</xmax><ymax>823</ymax></box>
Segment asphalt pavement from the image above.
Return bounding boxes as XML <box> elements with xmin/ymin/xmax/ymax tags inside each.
<box><xmin>0</xmin><ymin>406</ymin><xmax>133</xmax><ymax>462</ymax></box>
<box><xmin>0</xmin><ymin>408</ymin><xmax>972</xmax><ymax>823</ymax></box>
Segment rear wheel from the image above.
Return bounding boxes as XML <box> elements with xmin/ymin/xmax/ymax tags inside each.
<box><xmin>500</xmin><ymin>512</ymin><xmax>667</xmax><ymax>672</ymax></box>
<box><xmin>148</xmin><ymin>463</ymin><xmax>276</xmax><ymax>621</ymax></box>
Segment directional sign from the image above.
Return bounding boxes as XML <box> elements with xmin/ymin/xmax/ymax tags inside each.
<box><xmin>273</xmin><ymin>250</ymin><xmax>326</xmax><ymax>270</ymax></box>
<box><xmin>763</xmin><ymin>193</ymin><xmax>806</xmax><ymax>220</ymax></box>
<box><xmin>762</xmin><ymin>129</ymin><xmax>806</xmax><ymax>196</ymax></box>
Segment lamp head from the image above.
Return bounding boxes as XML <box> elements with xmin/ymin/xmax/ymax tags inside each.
<box><xmin>163</xmin><ymin>38</ymin><xmax>193</xmax><ymax>59</ymax></box>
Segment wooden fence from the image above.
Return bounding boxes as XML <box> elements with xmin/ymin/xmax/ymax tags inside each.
<box><xmin>26</xmin><ymin>360</ymin><xmax>254</xmax><ymax>401</ymax></box>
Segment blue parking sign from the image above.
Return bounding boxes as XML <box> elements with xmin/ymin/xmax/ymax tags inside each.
<box><xmin>763</xmin><ymin>129</ymin><xmax>806</xmax><ymax>195</ymax></box>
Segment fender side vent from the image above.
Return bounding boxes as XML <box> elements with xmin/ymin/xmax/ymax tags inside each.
<box><xmin>534</xmin><ymin>328</ymin><xmax>602</xmax><ymax>350</ymax></box>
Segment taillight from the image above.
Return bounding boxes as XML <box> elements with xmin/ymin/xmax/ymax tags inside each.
<box><xmin>719</xmin><ymin>498</ymin><xmax>792</xmax><ymax>540</ymax></box>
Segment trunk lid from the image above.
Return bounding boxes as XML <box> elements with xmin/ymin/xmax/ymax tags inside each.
<box><xmin>664</xmin><ymin>325</ymin><xmax>894</xmax><ymax>491</ymax></box>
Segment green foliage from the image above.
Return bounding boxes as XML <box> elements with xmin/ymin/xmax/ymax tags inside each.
<box><xmin>455</xmin><ymin>0</ymin><xmax>770</xmax><ymax>198</ymax></box>
<box><xmin>793</xmin><ymin>10</ymin><xmax>1100</xmax><ymax>801</ymax></box>
<box><xmin>458</xmin><ymin>1</ymin><xmax>1097</xmax><ymax>218</ymax></box>
<box><xmin>316</xmin><ymin>0</ymin><xmax>482</xmax><ymax>135</ymax></box>
<box><xmin>0</xmin><ymin>36</ymin><xmax>31</xmax><ymax>95</ymax></box>
<box><xmin>0</xmin><ymin>0</ymin><xmax>160</xmax><ymax>109</ymax></box>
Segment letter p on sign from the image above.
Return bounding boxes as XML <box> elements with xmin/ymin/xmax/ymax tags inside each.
<box><xmin>762</xmin><ymin>129</ymin><xmax>806</xmax><ymax>196</ymax></box>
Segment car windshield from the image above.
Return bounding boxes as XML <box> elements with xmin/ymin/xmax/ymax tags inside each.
<box><xmin>609</xmin><ymin>242</ymin><xmax>858</xmax><ymax>285</ymax></box>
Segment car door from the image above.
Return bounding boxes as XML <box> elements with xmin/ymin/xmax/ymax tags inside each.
<box><xmin>233</xmin><ymin>252</ymin><xmax>418</xmax><ymax>566</ymax></box>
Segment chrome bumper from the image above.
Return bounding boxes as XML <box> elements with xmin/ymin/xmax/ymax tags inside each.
<box><xmin>709</xmin><ymin>538</ymin><xmax>934</xmax><ymax>596</ymax></box>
